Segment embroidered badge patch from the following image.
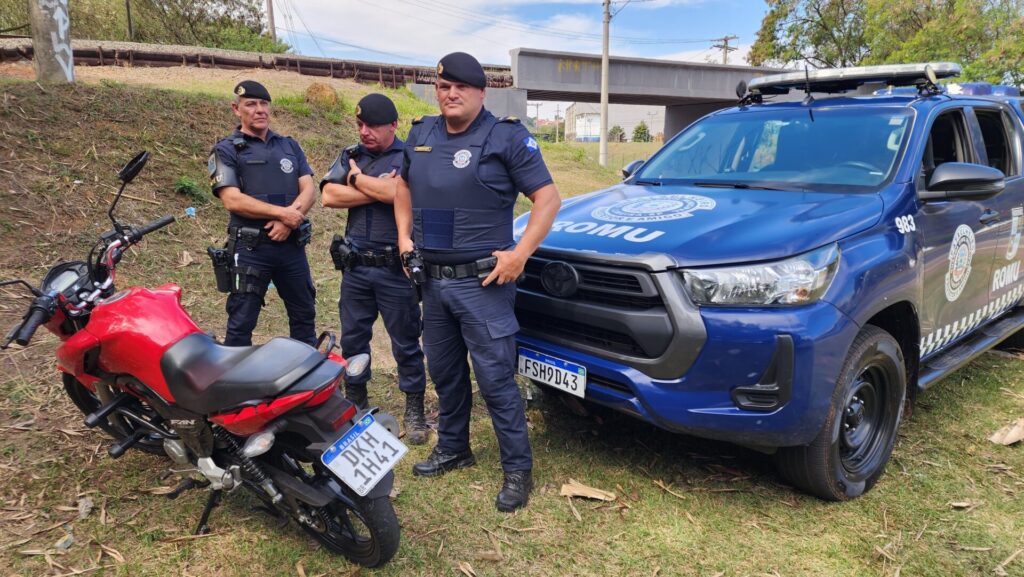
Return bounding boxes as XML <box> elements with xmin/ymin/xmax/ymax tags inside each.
<box><xmin>523</xmin><ymin>136</ymin><xmax>539</xmax><ymax>152</ymax></box>
<box><xmin>280</xmin><ymin>157</ymin><xmax>294</xmax><ymax>174</ymax></box>
<box><xmin>452</xmin><ymin>149</ymin><xmax>472</xmax><ymax>169</ymax></box>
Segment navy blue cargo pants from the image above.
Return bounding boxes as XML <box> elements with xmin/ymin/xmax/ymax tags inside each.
<box><xmin>339</xmin><ymin>265</ymin><xmax>426</xmax><ymax>393</ymax></box>
<box><xmin>422</xmin><ymin>278</ymin><xmax>532</xmax><ymax>472</ymax></box>
<box><xmin>225</xmin><ymin>239</ymin><xmax>317</xmax><ymax>347</ymax></box>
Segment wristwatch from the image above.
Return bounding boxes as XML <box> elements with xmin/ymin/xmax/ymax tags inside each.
<box><xmin>348</xmin><ymin>172</ymin><xmax>359</xmax><ymax>187</ymax></box>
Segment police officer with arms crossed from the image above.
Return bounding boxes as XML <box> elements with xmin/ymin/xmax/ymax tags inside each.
<box><xmin>321</xmin><ymin>94</ymin><xmax>430</xmax><ymax>445</ymax></box>
<box><xmin>209</xmin><ymin>80</ymin><xmax>318</xmax><ymax>347</ymax></box>
<box><xmin>394</xmin><ymin>52</ymin><xmax>561</xmax><ymax>512</ymax></box>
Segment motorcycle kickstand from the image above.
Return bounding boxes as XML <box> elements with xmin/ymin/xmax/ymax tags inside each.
<box><xmin>193</xmin><ymin>489</ymin><xmax>222</xmax><ymax>535</ymax></box>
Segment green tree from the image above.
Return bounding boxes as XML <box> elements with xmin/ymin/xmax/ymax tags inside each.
<box><xmin>0</xmin><ymin>0</ymin><xmax>289</xmax><ymax>53</ymax></box>
<box><xmin>632</xmin><ymin>121</ymin><xmax>651</xmax><ymax>143</ymax></box>
<box><xmin>748</xmin><ymin>0</ymin><xmax>868</xmax><ymax>68</ymax></box>
<box><xmin>748</xmin><ymin>0</ymin><xmax>1024</xmax><ymax>85</ymax></box>
<box><xmin>863</xmin><ymin>0</ymin><xmax>1024</xmax><ymax>84</ymax></box>
<box><xmin>608</xmin><ymin>125</ymin><xmax>625</xmax><ymax>142</ymax></box>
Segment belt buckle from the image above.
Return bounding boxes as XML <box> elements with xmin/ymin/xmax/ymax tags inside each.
<box><xmin>440</xmin><ymin>265</ymin><xmax>456</xmax><ymax>279</ymax></box>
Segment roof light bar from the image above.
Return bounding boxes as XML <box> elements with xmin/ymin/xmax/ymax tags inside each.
<box><xmin>748</xmin><ymin>62</ymin><xmax>961</xmax><ymax>95</ymax></box>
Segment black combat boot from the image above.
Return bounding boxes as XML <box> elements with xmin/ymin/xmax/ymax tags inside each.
<box><xmin>495</xmin><ymin>470</ymin><xmax>533</xmax><ymax>512</ymax></box>
<box><xmin>403</xmin><ymin>392</ymin><xmax>429</xmax><ymax>445</ymax></box>
<box><xmin>345</xmin><ymin>383</ymin><xmax>368</xmax><ymax>411</ymax></box>
<box><xmin>411</xmin><ymin>447</ymin><xmax>476</xmax><ymax>477</ymax></box>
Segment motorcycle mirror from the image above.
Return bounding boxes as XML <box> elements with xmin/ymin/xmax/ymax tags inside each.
<box><xmin>0</xmin><ymin>279</ymin><xmax>43</xmax><ymax>297</ymax></box>
<box><xmin>344</xmin><ymin>353</ymin><xmax>370</xmax><ymax>378</ymax></box>
<box><xmin>109</xmin><ymin>151</ymin><xmax>149</xmax><ymax>232</ymax></box>
<box><xmin>118</xmin><ymin>151</ymin><xmax>150</xmax><ymax>184</ymax></box>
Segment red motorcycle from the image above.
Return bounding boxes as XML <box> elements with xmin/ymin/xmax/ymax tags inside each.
<box><xmin>1</xmin><ymin>152</ymin><xmax>405</xmax><ymax>567</ymax></box>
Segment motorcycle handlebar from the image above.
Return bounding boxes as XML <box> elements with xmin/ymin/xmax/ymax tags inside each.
<box><xmin>134</xmin><ymin>215</ymin><xmax>176</xmax><ymax>239</ymax></box>
<box><xmin>14</xmin><ymin>301</ymin><xmax>49</xmax><ymax>346</ymax></box>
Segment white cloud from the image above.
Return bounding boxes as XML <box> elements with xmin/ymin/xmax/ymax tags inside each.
<box><xmin>657</xmin><ymin>43</ymin><xmax>751</xmax><ymax>66</ymax></box>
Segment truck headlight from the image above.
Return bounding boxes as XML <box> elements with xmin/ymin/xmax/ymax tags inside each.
<box><xmin>682</xmin><ymin>244</ymin><xmax>839</xmax><ymax>306</ymax></box>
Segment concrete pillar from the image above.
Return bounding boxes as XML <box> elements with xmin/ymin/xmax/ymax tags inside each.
<box><xmin>29</xmin><ymin>0</ymin><xmax>75</xmax><ymax>83</ymax></box>
<box><xmin>664</xmin><ymin>102</ymin><xmax>730</xmax><ymax>140</ymax></box>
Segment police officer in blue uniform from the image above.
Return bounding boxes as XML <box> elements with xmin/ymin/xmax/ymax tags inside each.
<box><xmin>208</xmin><ymin>80</ymin><xmax>318</xmax><ymax>347</ymax></box>
<box><xmin>394</xmin><ymin>52</ymin><xmax>561</xmax><ymax>511</ymax></box>
<box><xmin>321</xmin><ymin>93</ymin><xmax>429</xmax><ymax>444</ymax></box>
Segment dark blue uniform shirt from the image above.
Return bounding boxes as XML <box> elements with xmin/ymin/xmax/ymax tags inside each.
<box><xmin>401</xmin><ymin>109</ymin><xmax>553</xmax><ymax>201</ymax></box>
<box><xmin>211</xmin><ymin>128</ymin><xmax>313</xmax><ymax>200</ymax></box>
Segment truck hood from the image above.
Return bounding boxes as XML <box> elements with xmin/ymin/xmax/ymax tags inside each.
<box><xmin>516</xmin><ymin>183</ymin><xmax>883</xmax><ymax>268</ymax></box>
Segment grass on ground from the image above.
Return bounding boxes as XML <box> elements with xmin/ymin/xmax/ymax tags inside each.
<box><xmin>0</xmin><ymin>73</ymin><xmax>1021</xmax><ymax>577</ymax></box>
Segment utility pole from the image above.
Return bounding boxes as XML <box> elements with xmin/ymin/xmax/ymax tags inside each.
<box><xmin>555</xmin><ymin>104</ymin><xmax>561</xmax><ymax>143</ymax></box>
<box><xmin>29</xmin><ymin>0</ymin><xmax>74</xmax><ymax>83</ymax></box>
<box><xmin>125</xmin><ymin>0</ymin><xmax>134</xmax><ymax>41</ymax></box>
<box><xmin>599</xmin><ymin>0</ymin><xmax>610</xmax><ymax>166</ymax></box>
<box><xmin>712</xmin><ymin>35</ymin><xmax>739</xmax><ymax>65</ymax></box>
<box><xmin>266</xmin><ymin>0</ymin><xmax>277</xmax><ymax>42</ymax></box>
<box><xmin>529</xmin><ymin>102</ymin><xmax>541</xmax><ymax>121</ymax></box>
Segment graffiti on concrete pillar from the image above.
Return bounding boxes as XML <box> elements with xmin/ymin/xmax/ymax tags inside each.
<box><xmin>39</xmin><ymin>0</ymin><xmax>74</xmax><ymax>81</ymax></box>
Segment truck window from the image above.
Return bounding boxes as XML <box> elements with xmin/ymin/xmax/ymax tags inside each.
<box><xmin>637</xmin><ymin>107</ymin><xmax>913</xmax><ymax>192</ymax></box>
<box><xmin>922</xmin><ymin>109</ymin><xmax>970</xmax><ymax>184</ymax></box>
<box><xmin>975</xmin><ymin>108</ymin><xmax>1016</xmax><ymax>176</ymax></box>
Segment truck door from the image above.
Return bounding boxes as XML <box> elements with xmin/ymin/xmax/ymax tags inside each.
<box><xmin>917</xmin><ymin>107</ymin><xmax>1001</xmax><ymax>358</ymax></box>
<box><xmin>968</xmin><ymin>104</ymin><xmax>1024</xmax><ymax>309</ymax></box>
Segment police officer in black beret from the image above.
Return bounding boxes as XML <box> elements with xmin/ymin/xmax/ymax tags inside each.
<box><xmin>208</xmin><ymin>80</ymin><xmax>318</xmax><ymax>347</ymax></box>
<box><xmin>321</xmin><ymin>93</ymin><xmax>429</xmax><ymax>444</ymax></box>
<box><xmin>394</xmin><ymin>52</ymin><xmax>561</xmax><ymax>511</ymax></box>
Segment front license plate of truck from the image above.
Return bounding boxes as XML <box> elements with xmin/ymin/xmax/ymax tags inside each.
<box><xmin>321</xmin><ymin>414</ymin><xmax>408</xmax><ymax>497</ymax></box>
<box><xmin>517</xmin><ymin>347</ymin><xmax>587</xmax><ymax>398</ymax></box>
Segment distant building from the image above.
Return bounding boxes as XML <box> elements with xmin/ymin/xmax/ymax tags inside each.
<box><xmin>565</xmin><ymin>103</ymin><xmax>665</xmax><ymax>142</ymax></box>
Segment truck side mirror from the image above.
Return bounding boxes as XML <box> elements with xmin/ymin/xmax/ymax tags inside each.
<box><xmin>622</xmin><ymin>159</ymin><xmax>644</xmax><ymax>179</ymax></box>
<box><xmin>920</xmin><ymin>162</ymin><xmax>1005</xmax><ymax>201</ymax></box>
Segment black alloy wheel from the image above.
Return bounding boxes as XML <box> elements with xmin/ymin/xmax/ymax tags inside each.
<box><xmin>776</xmin><ymin>325</ymin><xmax>906</xmax><ymax>501</ymax></box>
<box><xmin>62</xmin><ymin>373</ymin><xmax>164</xmax><ymax>455</ymax></box>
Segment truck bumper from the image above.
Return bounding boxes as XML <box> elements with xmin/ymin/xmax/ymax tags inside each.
<box><xmin>517</xmin><ymin>300</ymin><xmax>858</xmax><ymax>448</ymax></box>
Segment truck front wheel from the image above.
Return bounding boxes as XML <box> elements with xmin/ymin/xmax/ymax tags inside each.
<box><xmin>776</xmin><ymin>325</ymin><xmax>906</xmax><ymax>501</ymax></box>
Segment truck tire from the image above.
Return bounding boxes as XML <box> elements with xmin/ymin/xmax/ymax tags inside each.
<box><xmin>776</xmin><ymin>325</ymin><xmax>906</xmax><ymax>501</ymax></box>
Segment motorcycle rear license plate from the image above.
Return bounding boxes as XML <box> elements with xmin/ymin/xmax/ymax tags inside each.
<box><xmin>321</xmin><ymin>414</ymin><xmax>408</xmax><ymax>497</ymax></box>
<box><xmin>517</xmin><ymin>347</ymin><xmax>586</xmax><ymax>399</ymax></box>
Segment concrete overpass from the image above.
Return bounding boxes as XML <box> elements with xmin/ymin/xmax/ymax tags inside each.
<box><xmin>510</xmin><ymin>48</ymin><xmax>779</xmax><ymax>137</ymax></box>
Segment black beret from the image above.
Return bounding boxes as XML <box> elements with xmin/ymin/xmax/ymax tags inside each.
<box><xmin>355</xmin><ymin>93</ymin><xmax>398</xmax><ymax>125</ymax></box>
<box><xmin>437</xmin><ymin>52</ymin><xmax>487</xmax><ymax>89</ymax></box>
<box><xmin>233</xmin><ymin>80</ymin><xmax>271</xmax><ymax>102</ymax></box>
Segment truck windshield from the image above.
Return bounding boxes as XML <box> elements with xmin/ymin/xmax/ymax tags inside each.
<box><xmin>636</xmin><ymin>107</ymin><xmax>913</xmax><ymax>192</ymax></box>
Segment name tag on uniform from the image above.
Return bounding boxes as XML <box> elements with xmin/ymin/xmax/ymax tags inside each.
<box><xmin>245</xmin><ymin>159</ymin><xmax>268</xmax><ymax>165</ymax></box>
<box><xmin>414</xmin><ymin>146</ymin><xmax>432</xmax><ymax>152</ymax></box>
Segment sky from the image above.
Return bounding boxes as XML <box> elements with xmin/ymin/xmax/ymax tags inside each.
<box><xmin>272</xmin><ymin>0</ymin><xmax>769</xmax><ymax>117</ymax></box>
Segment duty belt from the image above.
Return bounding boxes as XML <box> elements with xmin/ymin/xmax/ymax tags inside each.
<box><xmin>355</xmin><ymin>248</ymin><xmax>398</xmax><ymax>268</ymax></box>
<box><xmin>426</xmin><ymin>257</ymin><xmax>497</xmax><ymax>280</ymax></box>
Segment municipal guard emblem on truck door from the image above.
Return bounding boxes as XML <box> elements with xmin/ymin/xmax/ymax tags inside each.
<box><xmin>945</xmin><ymin>224</ymin><xmax>976</xmax><ymax>302</ymax></box>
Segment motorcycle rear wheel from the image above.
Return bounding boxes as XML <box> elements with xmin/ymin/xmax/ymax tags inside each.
<box><xmin>62</xmin><ymin>373</ymin><xmax>164</xmax><ymax>455</ymax></box>
<box><xmin>267</xmin><ymin>448</ymin><xmax>400</xmax><ymax>567</ymax></box>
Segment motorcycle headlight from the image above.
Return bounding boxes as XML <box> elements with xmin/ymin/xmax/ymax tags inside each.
<box><xmin>681</xmin><ymin>244</ymin><xmax>839</xmax><ymax>306</ymax></box>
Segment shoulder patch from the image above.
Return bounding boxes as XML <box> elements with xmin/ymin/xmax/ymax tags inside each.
<box><xmin>499</xmin><ymin>116</ymin><xmax>520</xmax><ymax>124</ymax></box>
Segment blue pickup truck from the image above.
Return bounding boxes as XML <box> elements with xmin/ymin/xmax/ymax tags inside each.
<box><xmin>514</xmin><ymin>63</ymin><xmax>1024</xmax><ymax>501</ymax></box>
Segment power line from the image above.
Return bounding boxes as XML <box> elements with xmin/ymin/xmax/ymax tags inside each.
<box><xmin>277</xmin><ymin>27</ymin><xmax>434</xmax><ymax>64</ymax></box>
<box><xmin>283</xmin><ymin>0</ymin><xmax>327</xmax><ymax>57</ymax></box>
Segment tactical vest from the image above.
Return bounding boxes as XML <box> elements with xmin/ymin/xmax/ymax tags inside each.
<box><xmin>406</xmin><ymin>115</ymin><xmax>513</xmax><ymax>262</ymax></box>
<box><xmin>229</xmin><ymin>136</ymin><xmax>301</xmax><ymax>229</ymax></box>
<box><xmin>346</xmin><ymin>147</ymin><xmax>401</xmax><ymax>247</ymax></box>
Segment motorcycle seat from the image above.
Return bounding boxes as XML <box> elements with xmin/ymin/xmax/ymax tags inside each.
<box><xmin>160</xmin><ymin>332</ymin><xmax>324</xmax><ymax>414</ymax></box>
